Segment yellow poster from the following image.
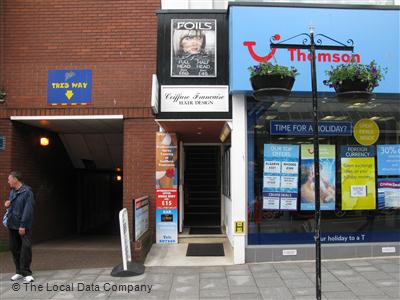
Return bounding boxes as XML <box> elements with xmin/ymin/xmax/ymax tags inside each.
<box><xmin>341</xmin><ymin>146</ymin><xmax>376</xmax><ymax>210</ymax></box>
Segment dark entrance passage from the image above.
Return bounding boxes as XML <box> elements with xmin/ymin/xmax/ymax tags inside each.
<box><xmin>184</xmin><ymin>146</ymin><xmax>221</xmax><ymax>227</ymax></box>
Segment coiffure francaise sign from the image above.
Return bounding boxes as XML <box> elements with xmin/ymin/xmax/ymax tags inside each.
<box><xmin>229</xmin><ymin>6</ymin><xmax>400</xmax><ymax>93</ymax></box>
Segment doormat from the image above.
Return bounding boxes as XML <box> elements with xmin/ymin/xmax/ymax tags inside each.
<box><xmin>189</xmin><ymin>227</ymin><xmax>222</xmax><ymax>235</ymax></box>
<box><xmin>186</xmin><ymin>243</ymin><xmax>225</xmax><ymax>256</ymax></box>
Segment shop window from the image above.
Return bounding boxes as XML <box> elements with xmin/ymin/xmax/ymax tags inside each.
<box><xmin>247</xmin><ymin>97</ymin><xmax>400</xmax><ymax>245</ymax></box>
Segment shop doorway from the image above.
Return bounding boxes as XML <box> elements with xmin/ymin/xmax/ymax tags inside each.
<box><xmin>183</xmin><ymin>145</ymin><xmax>221</xmax><ymax>228</ymax></box>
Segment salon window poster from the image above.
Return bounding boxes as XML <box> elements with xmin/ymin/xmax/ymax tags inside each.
<box><xmin>171</xmin><ymin>19</ymin><xmax>216</xmax><ymax>77</ymax></box>
<box><xmin>262</xmin><ymin>144</ymin><xmax>299</xmax><ymax>210</ymax></box>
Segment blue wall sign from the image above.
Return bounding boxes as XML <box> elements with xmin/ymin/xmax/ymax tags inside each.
<box><xmin>377</xmin><ymin>144</ymin><xmax>400</xmax><ymax>176</ymax></box>
<box><xmin>270</xmin><ymin>120</ymin><xmax>352</xmax><ymax>136</ymax></box>
<box><xmin>229</xmin><ymin>6</ymin><xmax>400</xmax><ymax>93</ymax></box>
<box><xmin>48</xmin><ymin>70</ymin><xmax>92</xmax><ymax>105</ymax></box>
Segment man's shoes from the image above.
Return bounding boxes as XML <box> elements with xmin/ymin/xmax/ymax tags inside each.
<box><xmin>10</xmin><ymin>274</ymin><xmax>23</xmax><ymax>281</ymax></box>
<box><xmin>23</xmin><ymin>275</ymin><xmax>34</xmax><ymax>282</ymax></box>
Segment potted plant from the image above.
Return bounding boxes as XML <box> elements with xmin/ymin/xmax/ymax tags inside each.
<box><xmin>323</xmin><ymin>60</ymin><xmax>387</xmax><ymax>94</ymax></box>
<box><xmin>248</xmin><ymin>61</ymin><xmax>299</xmax><ymax>91</ymax></box>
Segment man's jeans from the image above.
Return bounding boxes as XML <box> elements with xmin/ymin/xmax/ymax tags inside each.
<box><xmin>9</xmin><ymin>229</ymin><xmax>32</xmax><ymax>276</ymax></box>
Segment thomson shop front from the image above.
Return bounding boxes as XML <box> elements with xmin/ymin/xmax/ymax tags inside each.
<box><xmin>229</xmin><ymin>3</ymin><xmax>400</xmax><ymax>262</ymax></box>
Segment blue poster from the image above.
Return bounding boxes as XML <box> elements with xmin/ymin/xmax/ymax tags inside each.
<box><xmin>270</xmin><ymin>121</ymin><xmax>352</xmax><ymax>136</ymax></box>
<box><xmin>378</xmin><ymin>178</ymin><xmax>400</xmax><ymax>209</ymax></box>
<box><xmin>156</xmin><ymin>209</ymin><xmax>178</xmax><ymax>243</ymax></box>
<box><xmin>263</xmin><ymin>144</ymin><xmax>299</xmax><ymax>210</ymax></box>
<box><xmin>48</xmin><ymin>70</ymin><xmax>92</xmax><ymax>105</ymax></box>
<box><xmin>377</xmin><ymin>145</ymin><xmax>400</xmax><ymax>176</ymax></box>
<box><xmin>300</xmin><ymin>145</ymin><xmax>336</xmax><ymax>211</ymax></box>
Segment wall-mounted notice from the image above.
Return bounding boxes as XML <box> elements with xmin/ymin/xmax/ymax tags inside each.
<box><xmin>341</xmin><ymin>146</ymin><xmax>376</xmax><ymax>210</ymax></box>
<box><xmin>300</xmin><ymin>145</ymin><xmax>336</xmax><ymax>211</ymax></box>
<box><xmin>378</xmin><ymin>178</ymin><xmax>400</xmax><ymax>209</ymax></box>
<box><xmin>155</xmin><ymin>133</ymin><xmax>178</xmax><ymax>244</ymax></box>
<box><xmin>134</xmin><ymin>196</ymin><xmax>149</xmax><ymax>241</ymax></box>
<box><xmin>263</xmin><ymin>144</ymin><xmax>299</xmax><ymax>210</ymax></box>
<box><xmin>377</xmin><ymin>144</ymin><xmax>400</xmax><ymax>176</ymax></box>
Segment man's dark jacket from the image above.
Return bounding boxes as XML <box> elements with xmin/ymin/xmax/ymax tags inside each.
<box><xmin>6</xmin><ymin>185</ymin><xmax>35</xmax><ymax>230</ymax></box>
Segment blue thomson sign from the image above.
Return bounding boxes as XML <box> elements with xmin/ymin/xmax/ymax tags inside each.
<box><xmin>48</xmin><ymin>70</ymin><xmax>92</xmax><ymax>105</ymax></box>
<box><xmin>229</xmin><ymin>6</ymin><xmax>400</xmax><ymax>93</ymax></box>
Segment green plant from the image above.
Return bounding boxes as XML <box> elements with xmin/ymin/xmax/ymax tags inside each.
<box><xmin>323</xmin><ymin>60</ymin><xmax>387</xmax><ymax>92</ymax></box>
<box><xmin>248</xmin><ymin>61</ymin><xmax>299</xmax><ymax>78</ymax></box>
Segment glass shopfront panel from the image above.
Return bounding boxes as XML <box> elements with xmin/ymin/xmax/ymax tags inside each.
<box><xmin>247</xmin><ymin>96</ymin><xmax>400</xmax><ymax>245</ymax></box>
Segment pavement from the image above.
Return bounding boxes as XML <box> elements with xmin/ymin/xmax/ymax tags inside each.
<box><xmin>0</xmin><ymin>257</ymin><xmax>399</xmax><ymax>299</ymax></box>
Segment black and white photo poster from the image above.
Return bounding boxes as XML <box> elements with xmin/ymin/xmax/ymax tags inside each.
<box><xmin>171</xmin><ymin>19</ymin><xmax>216</xmax><ymax>77</ymax></box>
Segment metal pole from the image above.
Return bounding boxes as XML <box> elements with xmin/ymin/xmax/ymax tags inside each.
<box><xmin>309</xmin><ymin>25</ymin><xmax>322</xmax><ymax>300</ymax></box>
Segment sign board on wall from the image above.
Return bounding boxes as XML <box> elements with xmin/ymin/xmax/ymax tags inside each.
<box><xmin>48</xmin><ymin>70</ymin><xmax>92</xmax><ymax>105</ymax></box>
<box><xmin>341</xmin><ymin>146</ymin><xmax>376</xmax><ymax>210</ymax></box>
<box><xmin>171</xmin><ymin>19</ymin><xmax>217</xmax><ymax>77</ymax></box>
<box><xmin>229</xmin><ymin>6</ymin><xmax>400</xmax><ymax>93</ymax></box>
<box><xmin>161</xmin><ymin>85</ymin><xmax>229</xmax><ymax>112</ymax></box>
<box><xmin>155</xmin><ymin>132</ymin><xmax>178</xmax><ymax>244</ymax></box>
<box><xmin>134</xmin><ymin>196</ymin><xmax>149</xmax><ymax>241</ymax></box>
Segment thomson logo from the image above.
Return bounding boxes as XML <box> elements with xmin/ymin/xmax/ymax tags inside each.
<box><xmin>243</xmin><ymin>33</ymin><xmax>361</xmax><ymax>63</ymax></box>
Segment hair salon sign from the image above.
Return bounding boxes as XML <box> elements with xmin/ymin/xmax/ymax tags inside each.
<box><xmin>160</xmin><ymin>85</ymin><xmax>229</xmax><ymax>112</ymax></box>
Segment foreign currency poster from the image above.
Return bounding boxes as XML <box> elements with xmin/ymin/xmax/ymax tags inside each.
<box><xmin>378</xmin><ymin>178</ymin><xmax>400</xmax><ymax>209</ymax></box>
<box><xmin>300</xmin><ymin>145</ymin><xmax>336</xmax><ymax>211</ymax></box>
<box><xmin>341</xmin><ymin>146</ymin><xmax>376</xmax><ymax>210</ymax></box>
<box><xmin>263</xmin><ymin>144</ymin><xmax>299</xmax><ymax>210</ymax></box>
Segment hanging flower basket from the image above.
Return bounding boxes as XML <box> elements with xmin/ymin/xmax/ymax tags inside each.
<box><xmin>323</xmin><ymin>60</ymin><xmax>387</xmax><ymax>102</ymax></box>
<box><xmin>248</xmin><ymin>62</ymin><xmax>299</xmax><ymax>101</ymax></box>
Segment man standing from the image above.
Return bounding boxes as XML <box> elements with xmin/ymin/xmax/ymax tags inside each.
<box><xmin>3</xmin><ymin>171</ymin><xmax>35</xmax><ymax>282</ymax></box>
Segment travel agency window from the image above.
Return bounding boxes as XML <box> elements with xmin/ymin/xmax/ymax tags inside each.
<box><xmin>247</xmin><ymin>95</ymin><xmax>400</xmax><ymax>245</ymax></box>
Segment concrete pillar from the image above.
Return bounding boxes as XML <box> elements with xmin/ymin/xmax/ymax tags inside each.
<box><xmin>231</xmin><ymin>94</ymin><xmax>247</xmax><ymax>264</ymax></box>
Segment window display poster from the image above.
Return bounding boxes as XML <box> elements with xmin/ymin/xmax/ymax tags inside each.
<box><xmin>377</xmin><ymin>144</ymin><xmax>400</xmax><ymax>176</ymax></box>
<box><xmin>300</xmin><ymin>145</ymin><xmax>336</xmax><ymax>211</ymax></box>
<box><xmin>341</xmin><ymin>146</ymin><xmax>376</xmax><ymax>210</ymax></box>
<box><xmin>171</xmin><ymin>19</ymin><xmax>216</xmax><ymax>77</ymax></box>
<box><xmin>378</xmin><ymin>178</ymin><xmax>400</xmax><ymax>209</ymax></box>
<box><xmin>263</xmin><ymin>144</ymin><xmax>299</xmax><ymax>210</ymax></box>
<box><xmin>155</xmin><ymin>132</ymin><xmax>178</xmax><ymax>244</ymax></box>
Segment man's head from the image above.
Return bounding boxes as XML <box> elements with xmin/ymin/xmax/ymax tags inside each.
<box><xmin>8</xmin><ymin>171</ymin><xmax>23</xmax><ymax>189</ymax></box>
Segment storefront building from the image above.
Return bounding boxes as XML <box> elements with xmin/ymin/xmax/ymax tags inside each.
<box><xmin>1</xmin><ymin>0</ymin><xmax>399</xmax><ymax>266</ymax></box>
<box><xmin>228</xmin><ymin>3</ymin><xmax>400</xmax><ymax>262</ymax></box>
<box><xmin>154</xmin><ymin>2</ymin><xmax>399</xmax><ymax>264</ymax></box>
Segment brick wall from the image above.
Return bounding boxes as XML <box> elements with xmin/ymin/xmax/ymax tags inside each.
<box><xmin>123</xmin><ymin>118</ymin><xmax>157</xmax><ymax>259</ymax></box>
<box><xmin>2</xmin><ymin>0</ymin><xmax>159</xmax><ymax>109</ymax></box>
<box><xmin>0</xmin><ymin>0</ymin><xmax>160</xmax><ymax>258</ymax></box>
<box><xmin>0</xmin><ymin>120</ymin><xmax>12</xmax><ymax>248</ymax></box>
